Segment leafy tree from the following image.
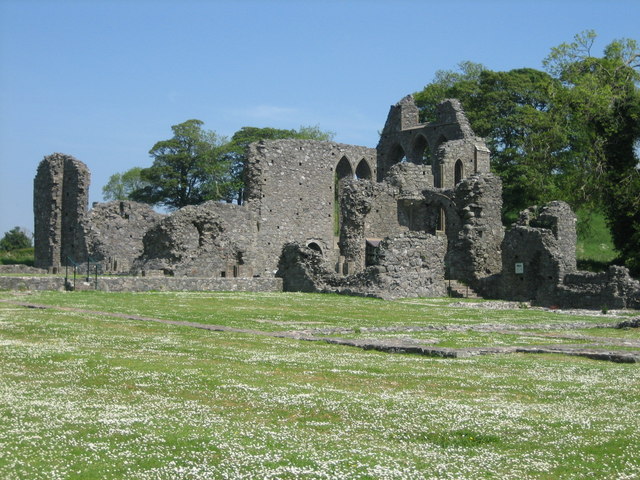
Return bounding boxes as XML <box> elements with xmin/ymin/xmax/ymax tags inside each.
<box><xmin>544</xmin><ymin>31</ymin><xmax>640</xmax><ymax>274</ymax></box>
<box><xmin>0</xmin><ymin>227</ymin><xmax>32</xmax><ymax>251</ymax></box>
<box><xmin>130</xmin><ymin>119</ymin><xmax>231</xmax><ymax>210</ymax></box>
<box><xmin>224</xmin><ymin>125</ymin><xmax>335</xmax><ymax>204</ymax></box>
<box><xmin>414</xmin><ymin>31</ymin><xmax>640</xmax><ymax>274</ymax></box>
<box><xmin>102</xmin><ymin>167</ymin><xmax>148</xmax><ymax>201</ymax></box>
<box><xmin>416</xmin><ymin>66</ymin><xmax>568</xmax><ymax>219</ymax></box>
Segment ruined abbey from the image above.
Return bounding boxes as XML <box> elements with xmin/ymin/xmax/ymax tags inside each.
<box><xmin>33</xmin><ymin>96</ymin><xmax>640</xmax><ymax>309</ymax></box>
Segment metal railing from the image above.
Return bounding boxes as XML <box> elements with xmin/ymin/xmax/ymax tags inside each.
<box><xmin>65</xmin><ymin>256</ymin><xmax>101</xmax><ymax>290</ymax></box>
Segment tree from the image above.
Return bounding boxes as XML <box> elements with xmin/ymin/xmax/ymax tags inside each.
<box><xmin>0</xmin><ymin>227</ymin><xmax>32</xmax><ymax>251</ymax></box>
<box><xmin>413</xmin><ymin>31</ymin><xmax>640</xmax><ymax>274</ymax></box>
<box><xmin>102</xmin><ymin>167</ymin><xmax>148</xmax><ymax>201</ymax></box>
<box><xmin>224</xmin><ymin>125</ymin><xmax>335</xmax><ymax>204</ymax></box>
<box><xmin>544</xmin><ymin>31</ymin><xmax>640</xmax><ymax>274</ymax></box>
<box><xmin>416</xmin><ymin>66</ymin><xmax>569</xmax><ymax>219</ymax></box>
<box><xmin>130</xmin><ymin>119</ymin><xmax>231</xmax><ymax>210</ymax></box>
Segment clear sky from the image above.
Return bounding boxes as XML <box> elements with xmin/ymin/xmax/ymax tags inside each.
<box><xmin>1</xmin><ymin>0</ymin><xmax>639</xmax><ymax>238</ymax></box>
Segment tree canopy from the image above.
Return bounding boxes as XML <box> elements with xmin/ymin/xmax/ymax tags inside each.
<box><xmin>414</xmin><ymin>31</ymin><xmax>640</xmax><ymax>274</ymax></box>
<box><xmin>102</xmin><ymin>167</ymin><xmax>148</xmax><ymax>202</ymax></box>
<box><xmin>129</xmin><ymin>120</ymin><xmax>231</xmax><ymax>210</ymax></box>
<box><xmin>0</xmin><ymin>227</ymin><xmax>32</xmax><ymax>251</ymax></box>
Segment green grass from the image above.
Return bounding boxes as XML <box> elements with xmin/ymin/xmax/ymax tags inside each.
<box><xmin>0</xmin><ymin>247</ymin><xmax>34</xmax><ymax>266</ymax></box>
<box><xmin>576</xmin><ymin>209</ymin><xmax>618</xmax><ymax>271</ymax></box>
<box><xmin>0</xmin><ymin>291</ymin><xmax>639</xmax><ymax>479</ymax></box>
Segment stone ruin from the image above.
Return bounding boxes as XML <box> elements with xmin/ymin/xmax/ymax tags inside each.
<box><xmin>33</xmin><ymin>96</ymin><xmax>640</xmax><ymax>308</ymax></box>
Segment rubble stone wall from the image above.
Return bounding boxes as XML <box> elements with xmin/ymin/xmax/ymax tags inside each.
<box><xmin>133</xmin><ymin>201</ymin><xmax>258</xmax><ymax>278</ymax></box>
<box><xmin>34</xmin><ymin>153</ymin><xmax>90</xmax><ymax>270</ymax></box>
<box><xmin>244</xmin><ymin>139</ymin><xmax>376</xmax><ymax>276</ymax></box>
<box><xmin>83</xmin><ymin>201</ymin><xmax>164</xmax><ymax>273</ymax></box>
<box><xmin>277</xmin><ymin>233</ymin><xmax>446</xmax><ymax>300</ymax></box>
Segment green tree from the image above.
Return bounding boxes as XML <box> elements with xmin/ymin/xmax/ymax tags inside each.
<box><xmin>416</xmin><ymin>66</ymin><xmax>568</xmax><ymax>219</ymax></box>
<box><xmin>224</xmin><ymin>125</ymin><xmax>335</xmax><ymax>204</ymax></box>
<box><xmin>102</xmin><ymin>167</ymin><xmax>148</xmax><ymax>201</ymax></box>
<box><xmin>544</xmin><ymin>31</ymin><xmax>640</xmax><ymax>274</ymax></box>
<box><xmin>414</xmin><ymin>31</ymin><xmax>640</xmax><ymax>274</ymax></box>
<box><xmin>0</xmin><ymin>227</ymin><xmax>32</xmax><ymax>251</ymax></box>
<box><xmin>130</xmin><ymin>119</ymin><xmax>231</xmax><ymax>210</ymax></box>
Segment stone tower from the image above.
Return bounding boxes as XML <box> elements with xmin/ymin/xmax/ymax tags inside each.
<box><xmin>33</xmin><ymin>153</ymin><xmax>90</xmax><ymax>271</ymax></box>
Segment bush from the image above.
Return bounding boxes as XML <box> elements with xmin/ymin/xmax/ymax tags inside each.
<box><xmin>0</xmin><ymin>227</ymin><xmax>32</xmax><ymax>251</ymax></box>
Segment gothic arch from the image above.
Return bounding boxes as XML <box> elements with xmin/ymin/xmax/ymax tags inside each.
<box><xmin>355</xmin><ymin>159</ymin><xmax>372</xmax><ymax>180</ymax></box>
<box><xmin>389</xmin><ymin>144</ymin><xmax>408</xmax><ymax>164</ymax></box>
<box><xmin>454</xmin><ymin>159</ymin><xmax>464</xmax><ymax>185</ymax></box>
<box><xmin>412</xmin><ymin>135</ymin><xmax>431</xmax><ymax>165</ymax></box>
<box><xmin>335</xmin><ymin>156</ymin><xmax>353</xmax><ymax>180</ymax></box>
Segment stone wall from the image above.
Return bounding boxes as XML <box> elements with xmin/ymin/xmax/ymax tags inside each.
<box><xmin>277</xmin><ymin>232</ymin><xmax>446</xmax><ymax>300</ymax></box>
<box><xmin>34</xmin><ymin>153</ymin><xmax>90</xmax><ymax>270</ymax></box>
<box><xmin>133</xmin><ymin>201</ymin><xmax>258</xmax><ymax>278</ymax></box>
<box><xmin>84</xmin><ymin>201</ymin><xmax>164</xmax><ymax>273</ymax></box>
<box><xmin>447</xmin><ymin>173</ymin><xmax>504</xmax><ymax>284</ymax></box>
<box><xmin>498</xmin><ymin>201</ymin><xmax>576</xmax><ymax>302</ymax></box>
<box><xmin>376</xmin><ymin>97</ymin><xmax>490</xmax><ymax>188</ymax></box>
<box><xmin>95</xmin><ymin>276</ymin><xmax>282</xmax><ymax>293</ymax></box>
<box><xmin>0</xmin><ymin>276</ymin><xmax>65</xmax><ymax>291</ymax></box>
<box><xmin>244</xmin><ymin>139</ymin><xmax>376</xmax><ymax>276</ymax></box>
<box><xmin>0</xmin><ymin>275</ymin><xmax>281</xmax><ymax>293</ymax></box>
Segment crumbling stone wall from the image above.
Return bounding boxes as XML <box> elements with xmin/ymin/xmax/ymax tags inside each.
<box><xmin>83</xmin><ymin>201</ymin><xmax>164</xmax><ymax>273</ymax></box>
<box><xmin>498</xmin><ymin>201</ymin><xmax>577</xmax><ymax>302</ymax></box>
<box><xmin>488</xmin><ymin>200</ymin><xmax>640</xmax><ymax>308</ymax></box>
<box><xmin>244</xmin><ymin>139</ymin><xmax>376</xmax><ymax>276</ymax></box>
<box><xmin>277</xmin><ymin>232</ymin><xmax>446</xmax><ymax>300</ymax></box>
<box><xmin>31</xmin><ymin>96</ymin><xmax>636</xmax><ymax>309</ymax></box>
<box><xmin>133</xmin><ymin>201</ymin><xmax>258</xmax><ymax>277</ymax></box>
<box><xmin>34</xmin><ymin>153</ymin><xmax>90</xmax><ymax>271</ymax></box>
<box><xmin>447</xmin><ymin>173</ymin><xmax>504</xmax><ymax>284</ymax></box>
<box><xmin>376</xmin><ymin>96</ymin><xmax>490</xmax><ymax>188</ymax></box>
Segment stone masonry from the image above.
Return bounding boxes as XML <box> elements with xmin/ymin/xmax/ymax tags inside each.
<box><xmin>31</xmin><ymin>96</ymin><xmax>640</xmax><ymax>307</ymax></box>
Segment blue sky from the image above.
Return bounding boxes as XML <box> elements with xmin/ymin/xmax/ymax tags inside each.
<box><xmin>1</xmin><ymin>0</ymin><xmax>639</xmax><ymax>237</ymax></box>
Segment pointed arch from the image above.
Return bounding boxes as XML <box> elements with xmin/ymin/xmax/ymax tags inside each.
<box><xmin>355</xmin><ymin>159</ymin><xmax>372</xmax><ymax>180</ymax></box>
<box><xmin>412</xmin><ymin>135</ymin><xmax>431</xmax><ymax>165</ymax></box>
<box><xmin>454</xmin><ymin>159</ymin><xmax>464</xmax><ymax>185</ymax></box>
<box><xmin>389</xmin><ymin>144</ymin><xmax>408</xmax><ymax>165</ymax></box>
<box><xmin>335</xmin><ymin>156</ymin><xmax>353</xmax><ymax>180</ymax></box>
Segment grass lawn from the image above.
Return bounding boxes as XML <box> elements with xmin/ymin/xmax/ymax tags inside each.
<box><xmin>0</xmin><ymin>290</ymin><xmax>639</xmax><ymax>479</ymax></box>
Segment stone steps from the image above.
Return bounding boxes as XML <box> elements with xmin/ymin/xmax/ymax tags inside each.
<box><xmin>447</xmin><ymin>280</ymin><xmax>481</xmax><ymax>299</ymax></box>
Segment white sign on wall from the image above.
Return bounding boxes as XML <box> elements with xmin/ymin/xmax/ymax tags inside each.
<box><xmin>515</xmin><ymin>262</ymin><xmax>524</xmax><ymax>274</ymax></box>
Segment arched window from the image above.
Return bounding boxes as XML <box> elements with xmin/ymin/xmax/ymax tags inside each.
<box><xmin>334</xmin><ymin>157</ymin><xmax>353</xmax><ymax>237</ymax></box>
<box><xmin>389</xmin><ymin>144</ymin><xmax>407</xmax><ymax>165</ymax></box>
<box><xmin>434</xmin><ymin>163</ymin><xmax>442</xmax><ymax>188</ymax></box>
<box><xmin>335</xmin><ymin>156</ymin><xmax>353</xmax><ymax>181</ymax></box>
<box><xmin>454</xmin><ymin>159</ymin><xmax>464</xmax><ymax>185</ymax></box>
<box><xmin>355</xmin><ymin>159</ymin><xmax>372</xmax><ymax>180</ymax></box>
<box><xmin>307</xmin><ymin>242</ymin><xmax>322</xmax><ymax>254</ymax></box>
<box><xmin>412</xmin><ymin>135</ymin><xmax>431</xmax><ymax>165</ymax></box>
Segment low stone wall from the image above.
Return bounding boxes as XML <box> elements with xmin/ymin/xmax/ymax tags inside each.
<box><xmin>0</xmin><ymin>265</ymin><xmax>47</xmax><ymax>274</ymax></box>
<box><xmin>0</xmin><ymin>276</ymin><xmax>65</xmax><ymax>291</ymax></box>
<box><xmin>96</xmin><ymin>276</ymin><xmax>282</xmax><ymax>293</ymax></box>
<box><xmin>0</xmin><ymin>275</ymin><xmax>282</xmax><ymax>293</ymax></box>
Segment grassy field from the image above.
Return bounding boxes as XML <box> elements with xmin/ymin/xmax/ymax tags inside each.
<box><xmin>0</xmin><ymin>290</ymin><xmax>639</xmax><ymax>479</ymax></box>
<box><xmin>576</xmin><ymin>209</ymin><xmax>618</xmax><ymax>271</ymax></box>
